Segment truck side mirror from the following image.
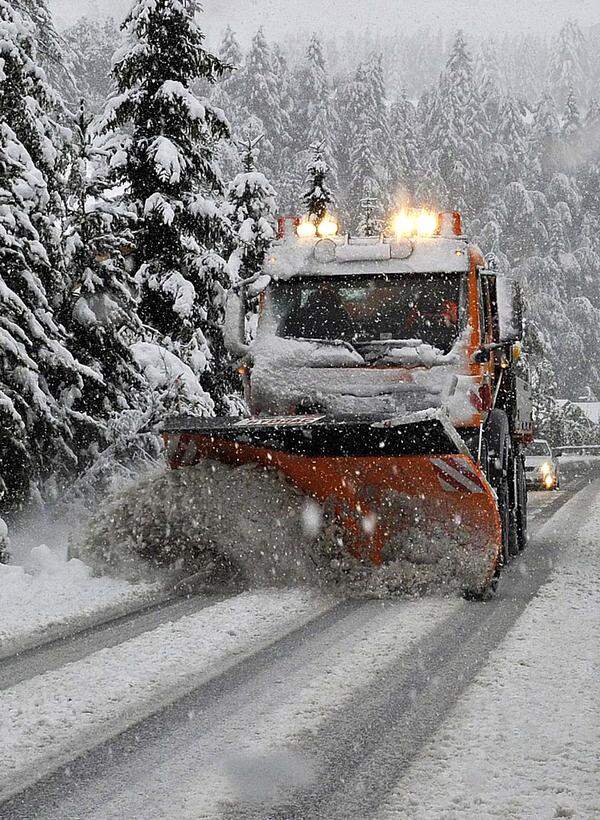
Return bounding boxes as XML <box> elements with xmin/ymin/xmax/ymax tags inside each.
<box><xmin>223</xmin><ymin>289</ymin><xmax>250</xmax><ymax>358</ymax></box>
<box><xmin>497</xmin><ymin>277</ymin><xmax>524</xmax><ymax>343</ymax></box>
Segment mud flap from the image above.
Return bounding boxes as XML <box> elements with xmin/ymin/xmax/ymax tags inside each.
<box><xmin>162</xmin><ymin>413</ymin><xmax>502</xmax><ymax>594</ymax></box>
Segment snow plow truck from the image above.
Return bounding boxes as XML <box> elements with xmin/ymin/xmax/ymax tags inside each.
<box><xmin>162</xmin><ymin>208</ymin><xmax>532</xmax><ymax>597</ymax></box>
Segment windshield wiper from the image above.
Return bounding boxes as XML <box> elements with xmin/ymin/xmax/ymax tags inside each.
<box><xmin>353</xmin><ymin>339</ymin><xmax>424</xmax><ymax>364</ymax></box>
<box><xmin>292</xmin><ymin>337</ymin><xmax>363</xmax><ymax>357</ymax></box>
<box><xmin>353</xmin><ymin>339</ymin><xmax>424</xmax><ymax>348</ymax></box>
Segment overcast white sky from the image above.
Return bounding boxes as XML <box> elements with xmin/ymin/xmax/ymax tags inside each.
<box><xmin>51</xmin><ymin>0</ymin><xmax>600</xmax><ymax>41</ymax></box>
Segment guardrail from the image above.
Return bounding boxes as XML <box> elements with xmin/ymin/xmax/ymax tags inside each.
<box><xmin>553</xmin><ymin>444</ymin><xmax>600</xmax><ymax>458</ymax></box>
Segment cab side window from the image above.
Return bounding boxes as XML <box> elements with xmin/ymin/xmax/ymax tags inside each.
<box><xmin>477</xmin><ymin>277</ymin><xmax>488</xmax><ymax>344</ymax></box>
<box><xmin>478</xmin><ymin>274</ymin><xmax>495</xmax><ymax>344</ymax></box>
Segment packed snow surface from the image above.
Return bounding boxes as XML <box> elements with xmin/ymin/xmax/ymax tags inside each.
<box><xmin>0</xmin><ymin>589</ymin><xmax>332</xmax><ymax>802</ymax></box>
<box><xmin>10</xmin><ymin>597</ymin><xmax>460</xmax><ymax>817</ymax></box>
<box><xmin>376</xmin><ymin>480</ymin><xmax>600</xmax><ymax>819</ymax></box>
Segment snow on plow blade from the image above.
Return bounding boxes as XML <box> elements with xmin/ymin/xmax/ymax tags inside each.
<box><xmin>162</xmin><ymin>413</ymin><xmax>502</xmax><ymax>594</ymax></box>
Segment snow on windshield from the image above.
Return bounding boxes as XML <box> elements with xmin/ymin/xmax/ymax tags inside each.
<box><xmin>270</xmin><ymin>272</ymin><xmax>467</xmax><ymax>355</ymax></box>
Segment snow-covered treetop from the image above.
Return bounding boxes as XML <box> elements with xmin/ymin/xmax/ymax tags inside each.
<box><xmin>103</xmin><ymin>0</ymin><xmax>232</xmax><ymax>201</ymax></box>
<box><xmin>219</xmin><ymin>25</ymin><xmax>242</xmax><ymax>71</ymax></box>
<box><xmin>0</xmin><ymin>1</ymin><xmax>62</xmax><ymax>176</ymax></box>
<box><xmin>304</xmin><ymin>140</ymin><xmax>334</xmax><ymax>221</ymax></box>
<box><xmin>227</xmin><ymin>135</ymin><xmax>276</xmax><ymax>282</ymax></box>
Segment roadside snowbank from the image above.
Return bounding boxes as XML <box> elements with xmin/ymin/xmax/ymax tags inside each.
<box><xmin>0</xmin><ymin>544</ymin><xmax>157</xmax><ymax>656</ymax></box>
<box><xmin>376</xmin><ymin>479</ymin><xmax>600</xmax><ymax>820</ymax></box>
<box><xmin>0</xmin><ymin>589</ymin><xmax>332</xmax><ymax>802</ymax></box>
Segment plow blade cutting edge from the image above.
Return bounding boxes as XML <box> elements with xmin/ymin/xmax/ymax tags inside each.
<box><xmin>162</xmin><ymin>414</ymin><xmax>502</xmax><ymax>595</ymax></box>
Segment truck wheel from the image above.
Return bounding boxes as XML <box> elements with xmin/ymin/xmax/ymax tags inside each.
<box><xmin>506</xmin><ymin>449</ymin><xmax>520</xmax><ymax>558</ymax></box>
<box><xmin>484</xmin><ymin>410</ymin><xmax>516</xmax><ymax>564</ymax></box>
<box><xmin>496</xmin><ymin>474</ymin><xmax>512</xmax><ymax>566</ymax></box>
<box><xmin>515</xmin><ymin>452</ymin><xmax>528</xmax><ymax>551</ymax></box>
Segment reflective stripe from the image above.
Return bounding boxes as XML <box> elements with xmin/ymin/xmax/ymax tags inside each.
<box><xmin>431</xmin><ymin>458</ymin><xmax>484</xmax><ymax>494</ymax></box>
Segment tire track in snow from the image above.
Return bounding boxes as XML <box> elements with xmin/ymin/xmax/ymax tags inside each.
<box><xmin>373</xmin><ymin>478</ymin><xmax>600</xmax><ymax>820</ymax></box>
<box><xmin>0</xmin><ymin>589</ymin><xmax>336</xmax><ymax>805</ymax></box>
<box><xmin>274</xmin><ymin>476</ymin><xmax>597</xmax><ymax>820</ymax></box>
<box><xmin>0</xmin><ymin>597</ymin><xmax>460</xmax><ymax>819</ymax></box>
<box><xmin>0</xmin><ymin>590</ymin><xmax>231</xmax><ymax>690</ymax></box>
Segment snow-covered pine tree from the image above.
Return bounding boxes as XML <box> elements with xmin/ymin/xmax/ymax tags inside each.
<box><xmin>253</xmin><ymin>41</ymin><xmax>297</xmax><ymax>208</ymax></box>
<box><xmin>225</xmin><ymin>135</ymin><xmax>276</xmax><ymax>365</ymax></box>
<box><xmin>102</xmin><ymin>0</ymin><xmax>235</xmax><ymax>412</ymax></box>
<box><xmin>366</xmin><ymin>53</ymin><xmax>390</xmax><ymax>156</ymax></box>
<box><xmin>210</xmin><ymin>28</ymin><xmax>248</xmax><ymax>185</ymax></box>
<box><xmin>476</xmin><ymin>40</ymin><xmax>504</xmax><ymax>124</ymax></box>
<box><xmin>337</xmin><ymin>60</ymin><xmax>387</xmax><ymax>227</ymax></box>
<box><xmin>357</xmin><ymin>186</ymin><xmax>381</xmax><ymax>237</ymax></box>
<box><xmin>0</xmin><ymin>0</ymin><xmax>101</xmax><ymax>504</ymax></box>
<box><xmin>584</xmin><ymin>96</ymin><xmax>600</xmax><ymax>130</ymax></box>
<box><xmin>0</xmin><ymin>120</ymin><xmax>80</xmax><ymax>508</ymax></box>
<box><xmin>303</xmin><ymin>140</ymin><xmax>335</xmax><ymax>222</ymax></box>
<box><xmin>424</xmin><ymin>31</ymin><xmax>490</xmax><ymax>217</ymax></box>
<box><xmin>531</xmin><ymin>91</ymin><xmax>561</xmax><ymax>182</ymax></box>
<box><xmin>549</xmin><ymin>20</ymin><xmax>588</xmax><ymax>109</ymax></box>
<box><xmin>348</xmin><ymin>125</ymin><xmax>382</xmax><ymax>229</ymax></box>
<box><xmin>13</xmin><ymin>0</ymin><xmax>75</xmax><ymax>96</ymax></box>
<box><xmin>496</xmin><ymin>94</ymin><xmax>531</xmax><ymax>185</ymax></box>
<box><xmin>2</xmin><ymin>1</ymin><xmax>68</xmax><ymax>303</ymax></box>
<box><xmin>388</xmin><ymin>88</ymin><xmax>422</xmax><ymax>201</ymax></box>
<box><xmin>64</xmin><ymin>17</ymin><xmax>120</xmax><ymax>113</ymax></box>
<box><xmin>61</xmin><ymin>102</ymin><xmax>145</xmax><ymax>460</ymax></box>
<box><xmin>577</xmin><ymin>97</ymin><xmax>600</xmax><ymax>220</ymax></box>
<box><xmin>271</xmin><ymin>42</ymin><xmax>295</xmax><ymax>162</ymax></box>
<box><xmin>227</xmin><ymin>135</ymin><xmax>277</xmax><ymax>283</ymax></box>
<box><xmin>240</xmin><ymin>28</ymin><xmax>290</xmax><ymax>182</ymax></box>
<box><xmin>297</xmin><ymin>34</ymin><xmax>338</xmax><ymax>189</ymax></box>
<box><xmin>219</xmin><ymin>26</ymin><xmax>243</xmax><ymax>83</ymax></box>
<box><xmin>562</xmin><ymin>87</ymin><xmax>582</xmax><ymax>140</ymax></box>
<box><xmin>214</xmin><ymin>26</ymin><xmax>244</xmax><ymax>123</ymax></box>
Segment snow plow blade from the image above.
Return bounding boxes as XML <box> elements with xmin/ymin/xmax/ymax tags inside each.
<box><xmin>162</xmin><ymin>414</ymin><xmax>502</xmax><ymax>595</ymax></box>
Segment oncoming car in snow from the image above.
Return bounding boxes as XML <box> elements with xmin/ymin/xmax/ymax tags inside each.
<box><xmin>524</xmin><ymin>439</ymin><xmax>559</xmax><ymax>490</ymax></box>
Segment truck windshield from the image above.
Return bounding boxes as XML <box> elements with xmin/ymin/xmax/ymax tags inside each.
<box><xmin>271</xmin><ymin>272</ymin><xmax>467</xmax><ymax>354</ymax></box>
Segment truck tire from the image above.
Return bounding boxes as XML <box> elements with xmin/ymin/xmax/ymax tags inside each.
<box><xmin>484</xmin><ymin>410</ymin><xmax>517</xmax><ymax>564</ymax></box>
<box><xmin>507</xmin><ymin>449</ymin><xmax>520</xmax><ymax>558</ymax></box>
<box><xmin>495</xmin><ymin>472</ymin><xmax>511</xmax><ymax>565</ymax></box>
<box><xmin>515</xmin><ymin>451</ymin><xmax>528</xmax><ymax>551</ymax></box>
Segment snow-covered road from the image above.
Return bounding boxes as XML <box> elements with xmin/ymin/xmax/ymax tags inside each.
<box><xmin>1</xmin><ymin>474</ymin><xmax>599</xmax><ymax>819</ymax></box>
